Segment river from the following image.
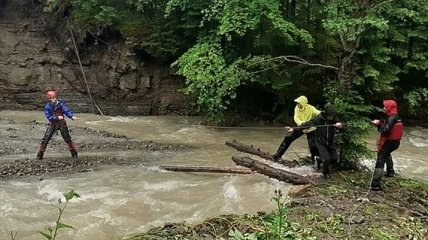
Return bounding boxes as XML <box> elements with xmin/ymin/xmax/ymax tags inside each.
<box><xmin>0</xmin><ymin>110</ymin><xmax>427</xmax><ymax>240</ymax></box>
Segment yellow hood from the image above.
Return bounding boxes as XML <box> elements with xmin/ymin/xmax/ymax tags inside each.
<box><xmin>293</xmin><ymin>96</ymin><xmax>320</xmax><ymax>125</ymax></box>
<box><xmin>294</xmin><ymin>96</ymin><xmax>308</xmax><ymax>105</ymax></box>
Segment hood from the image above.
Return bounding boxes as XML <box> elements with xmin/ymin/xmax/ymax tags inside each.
<box><xmin>321</xmin><ymin>107</ymin><xmax>337</xmax><ymax>120</ymax></box>
<box><xmin>294</xmin><ymin>96</ymin><xmax>308</xmax><ymax>105</ymax></box>
<box><xmin>383</xmin><ymin>100</ymin><xmax>398</xmax><ymax>116</ymax></box>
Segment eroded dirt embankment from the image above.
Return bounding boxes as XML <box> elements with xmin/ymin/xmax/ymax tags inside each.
<box><xmin>0</xmin><ymin>117</ymin><xmax>190</xmax><ymax>180</ymax></box>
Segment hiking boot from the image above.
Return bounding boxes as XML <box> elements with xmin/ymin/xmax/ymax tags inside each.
<box><xmin>36</xmin><ymin>152</ymin><xmax>44</xmax><ymax>160</ymax></box>
<box><xmin>370</xmin><ymin>169</ymin><xmax>383</xmax><ymax>191</ymax></box>
<box><xmin>71</xmin><ymin>151</ymin><xmax>78</xmax><ymax>159</ymax></box>
<box><xmin>385</xmin><ymin>170</ymin><xmax>395</xmax><ymax>177</ymax></box>
<box><xmin>370</xmin><ymin>183</ymin><xmax>382</xmax><ymax>191</ymax></box>
<box><xmin>272</xmin><ymin>154</ymin><xmax>281</xmax><ymax>162</ymax></box>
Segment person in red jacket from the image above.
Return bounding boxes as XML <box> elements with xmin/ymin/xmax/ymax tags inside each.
<box><xmin>36</xmin><ymin>90</ymin><xmax>78</xmax><ymax>160</ymax></box>
<box><xmin>370</xmin><ymin>99</ymin><xmax>404</xmax><ymax>191</ymax></box>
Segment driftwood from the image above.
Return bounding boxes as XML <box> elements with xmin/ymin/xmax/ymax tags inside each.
<box><xmin>225</xmin><ymin>140</ymin><xmax>299</xmax><ymax>167</ymax></box>
<box><xmin>232</xmin><ymin>156</ymin><xmax>312</xmax><ymax>185</ymax></box>
<box><xmin>160</xmin><ymin>165</ymin><xmax>254</xmax><ymax>174</ymax></box>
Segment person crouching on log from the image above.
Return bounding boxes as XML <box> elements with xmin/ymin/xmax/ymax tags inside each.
<box><xmin>370</xmin><ymin>99</ymin><xmax>403</xmax><ymax>191</ymax></box>
<box><xmin>272</xmin><ymin>95</ymin><xmax>321</xmax><ymax>163</ymax></box>
<box><xmin>286</xmin><ymin>108</ymin><xmax>344</xmax><ymax>179</ymax></box>
<box><xmin>36</xmin><ymin>90</ymin><xmax>78</xmax><ymax>160</ymax></box>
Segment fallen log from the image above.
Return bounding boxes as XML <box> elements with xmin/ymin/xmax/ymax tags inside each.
<box><xmin>160</xmin><ymin>165</ymin><xmax>254</xmax><ymax>174</ymax></box>
<box><xmin>225</xmin><ymin>140</ymin><xmax>299</xmax><ymax>167</ymax></box>
<box><xmin>232</xmin><ymin>156</ymin><xmax>313</xmax><ymax>185</ymax></box>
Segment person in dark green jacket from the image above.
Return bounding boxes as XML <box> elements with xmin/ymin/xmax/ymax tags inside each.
<box><xmin>287</xmin><ymin>108</ymin><xmax>344</xmax><ymax>179</ymax></box>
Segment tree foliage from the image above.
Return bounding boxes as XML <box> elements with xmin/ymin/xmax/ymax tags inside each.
<box><xmin>43</xmin><ymin>0</ymin><xmax>428</xmax><ymax>164</ymax></box>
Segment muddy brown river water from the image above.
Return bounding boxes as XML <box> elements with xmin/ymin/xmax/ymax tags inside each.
<box><xmin>0</xmin><ymin>110</ymin><xmax>427</xmax><ymax>240</ymax></box>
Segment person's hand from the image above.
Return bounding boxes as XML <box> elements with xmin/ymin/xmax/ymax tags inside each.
<box><xmin>57</xmin><ymin>116</ymin><xmax>64</xmax><ymax>120</ymax></box>
<box><xmin>372</xmin><ymin>119</ymin><xmax>380</xmax><ymax>125</ymax></box>
<box><xmin>334</xmin><ymin>122</ymin><xmax>343</xmax><ymax>128</ymax></box>
<box><xmin>285</xmin><ymin>127</ymin><xmax>294</xmax><ymax>133</ymax></box>
<box><xmin>72</xmin><ymin>116</ymin><xmax>77</xmax><ymax>120</ymax></box>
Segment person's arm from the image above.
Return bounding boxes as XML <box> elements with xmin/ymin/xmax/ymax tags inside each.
<box><xmin>288</xmin><ymin>118</ymin><xmax>316</xmax><ymax>133</ymax></box>
<box><xmin>379</xmin><ymin>115</ymin><xmax>399</xmax><ymax>133</ymax></box>
<box><xmin>44</xmin><ymin>104</ymin><xmax>56</xmax><ymax>122</ymax></box>
<box><xmin>310</xmin><ymin>105</ymin><xmax>321</xmax><ymax>118</ymax></box>
<box><xmin>60</xmin><ymin>101</ymin><xmax>75</xmax><ymax>119</ymax></box>
<box><xmin>294</xmin><ymin>107</ymin><xmax>304</xmax><ymax>126</ymax></box>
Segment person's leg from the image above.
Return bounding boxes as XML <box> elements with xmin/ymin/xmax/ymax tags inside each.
<box><xmin>385</xmin><ymin>141</ymin><xmax>400</xmax><ymax>177</ymax></box>
<box><xmin>59</xmin><ymin>123</ymin><xmax>77</xmax><ymax>158</ymax></box>
<box><xmin>328</xmin><ymin>146</ymin><xmax>339</xmax><ymax>172</ymax></box>
<box><xmin>37</xmin><ymin>124</ymin><xmax>57</xmax><ymax>159</ymax></box>
<box><xmin>272</xmin><ymin>129</ymin><xmax>304</xmax><ymax>161</ymax></box>
<box><xmin>306</xmin><ymin>132</ymin><xmax>320</xmax><ymax>163</ymax></box>
<box><xmin>316</xmin><ymin>143</ymin><xmax>331</xmax><ymax>179</ymax></box>
<box><xmin>371</xmin><ymin>141</ymin><xmax>399</xmax><ymax>190</ymax></box>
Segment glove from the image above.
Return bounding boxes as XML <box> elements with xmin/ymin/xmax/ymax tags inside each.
<box><xmin>372</xmin><ymin>119</ymin><xmax>380</xmax><ymax>125</ymax></box>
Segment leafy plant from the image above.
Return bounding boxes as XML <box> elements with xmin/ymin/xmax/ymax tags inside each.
<box><xmin>404</xmin><ymin>88</ymin><xmax>428</xmax><ymax>115</ymax></box>
<box><xmin>39</xmin><ymin>190</ymin><xmax>80</xmax><ymax>240</ymax></box>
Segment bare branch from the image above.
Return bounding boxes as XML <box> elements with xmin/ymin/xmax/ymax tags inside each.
<box><xmin>273</xmin><ymin>55</ymin><xmax>338</xmax><ymax>70</ymax></box>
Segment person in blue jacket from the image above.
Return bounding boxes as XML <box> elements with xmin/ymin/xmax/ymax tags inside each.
<box><xmin>36</xmin><ymin>90</ymin><xmax>78</xmax><ymax>160</ymax></box>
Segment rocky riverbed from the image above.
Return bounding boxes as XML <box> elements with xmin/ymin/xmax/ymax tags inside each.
<box><xmin>0</xmin><ymin>117</ymin><xmax>190</xmax><ymax>180</ymax></box>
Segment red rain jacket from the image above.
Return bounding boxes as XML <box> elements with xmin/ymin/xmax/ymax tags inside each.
<box><xmin>377</xmin><ymin>100</ymin><xmax>404</xmax><ymax>151</ymax></box>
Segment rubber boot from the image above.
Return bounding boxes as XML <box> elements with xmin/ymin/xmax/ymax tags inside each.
<box><xmin>371</xmin><ymin>168</ymin><xmax>383</xmax><ymax>191</ymax></box>
<box><xmin>385</xmin><ymin>169</ymin><xmax>395</xmax><ymax>177</ymax></box>
<box><xmin>272</xmin><ymin>153</ymin><xmax>282</xmax><ymax>162</ymax></box>
<box><xmin>385</xmin><ymin>156</ymin><xmax>395</xmax><ymax>177</ymax></box>
<box><xmin>37</xmin><ymin>144</ymin><xmax>47</xmax><ymax>160</ymax></box>
<box><xmin>71</xmin><ymin>151</ymin><xmax>78</xmax><ymax>159</ymax></box>
<box><xmin>67</xmin><ymin>141</ymin><xmax>78</xmax><ymax>159</ymax></box>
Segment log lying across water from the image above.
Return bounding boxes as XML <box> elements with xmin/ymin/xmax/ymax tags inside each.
<box><xmin>232</xmin><ymin>156</ymin><xmax>312</xmax><ymax>185</ymax></box>
<box><xmin>160</xmin><ymin>165</ymin><xmax>254</xmax><ymax>174</ymax></box>
<box><xmin>225</xmin><ymin>140</ymin><xmax>299</xmax><ymax>168</ymax></box>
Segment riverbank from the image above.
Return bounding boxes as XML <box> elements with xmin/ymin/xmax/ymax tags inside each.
<box><xmin>120</xmin><ymin>171</ymin><xmax>428</xmax><ymax>239</ymax></box>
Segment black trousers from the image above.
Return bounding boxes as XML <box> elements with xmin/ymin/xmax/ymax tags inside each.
<box><xmin>274</xmin><ymin>129</ymin><xmax>319</xmax><ymax>160</ymax></box>
<box><xmin>375</xmin><ymin>140</ymin><xmax>400</xmax><ymax>173</ymax></box>
<box><xmin>316</xmin><ymin>143</ymin><xmax>338</xmax><ymax>175</ymax></box>
<box><xmin>40</xmin><ymin>121</ymin><xmax>72</xmax><ymax>146</ymax></box>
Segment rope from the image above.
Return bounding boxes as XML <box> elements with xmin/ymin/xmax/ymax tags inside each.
<box><xmin>343</xmin><ymin>157</ymin><xmax>376</xmax><ymax>236</ymax></box>
<box><xmin>68</xmin><ymin>20</ymin><xmax>104</xmax><ymax>116</ymax></box>
<box><xmin>189</xmin><ymin>123</ymin><xmax>347</xmax><ymax>130</ymax></box>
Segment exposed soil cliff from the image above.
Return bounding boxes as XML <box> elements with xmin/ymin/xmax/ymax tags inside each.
<box><xmin>0</xmin><ymin>0</ymin><xmax>189</xmax><ymax>116</ymax></box>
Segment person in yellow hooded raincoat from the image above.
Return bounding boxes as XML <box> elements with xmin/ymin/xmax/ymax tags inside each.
<box><xmin>272</xmin><ymin>96</ymin><xmax>320</xmax><ymax>164</ymax></box>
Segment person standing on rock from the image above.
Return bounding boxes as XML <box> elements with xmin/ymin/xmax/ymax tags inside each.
<box><xmin>370</xmin><ymin>99</ymin><xmax>404</xmax><ymax>191</ymax></box>
<box><xmin>36</xmin><ymin>90</ymin><xmax>78</xmax><ymax>160</ymax></box>
<box><xmin>272</xmin><ymin>96</ymin><xmax>321</xmax><ymax>164</ymax></box>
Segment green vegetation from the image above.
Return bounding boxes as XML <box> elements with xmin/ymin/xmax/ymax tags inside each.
<box><xmin>41</xmin><ymin>0</ymin><xmax>428</xmax><ymax>168</ymax></box>
<box><xmin>119</xmin><ymin>171</ymin><xmax>427</xmax><ymax>239</ymax></box>
<box><xmin>7</xmin><ymin>179</ymin><xmax>426</xmax><ymax>239</ymax></box>
<box><xmin>39</xmin><ymin>190</ymin><xmax>80</xmax><ymax>240</ymax></box>
<box><xmin>35</xmin><ymin>2</ymin><xmax>428</xmax><ymax>238</ymax></box>
<box><xmin>9</xmin><ymin>190</ymin><xmax>80</xmax><ymax>240</ymax></box>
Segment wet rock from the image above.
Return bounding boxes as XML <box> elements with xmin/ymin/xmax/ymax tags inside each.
<box><xmin>288</xmin><ymin>184</ymin><xmax>312</xmax><ymax>198</ymax></box>
<box><xmin>350</xmin><ymin>215</ymin><xmax>365</xmax><ymax>224</ymax></box>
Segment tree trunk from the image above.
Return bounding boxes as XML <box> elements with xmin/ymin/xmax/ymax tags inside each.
<box><xmin>225</xmin><ymin>140</ymin><xmax>299</xmax><ymax>168</ymax></box>
<box><xmin>160</xmin><ymin>165</ymin><xmax>253</xmax><ymax>174</ymax></box>
<box><xmin>232</xmin><ymin>156</ymin><xmax>313</xmax><ymax>185</ymax></box>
